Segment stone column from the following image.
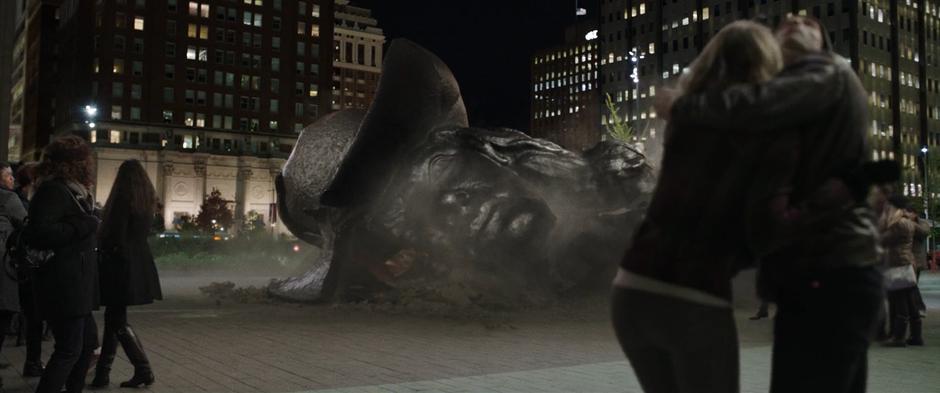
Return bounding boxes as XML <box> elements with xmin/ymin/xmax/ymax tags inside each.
<box><xmin>235</xmin><ymin>165</ymin><xmax>253</xmax><ymax>233</ymax></box>
<box><xmin>193</xmin><ymin>159</ymin><xmax>207</xmax><ymax>212</ymax></box>
<box><xmin>161</xmin><ymin>162</ymin><xmax>175</xmax><ymax>230</ymax></box>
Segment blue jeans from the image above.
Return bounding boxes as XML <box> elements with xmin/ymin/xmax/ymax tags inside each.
<box><xmin>35</xmin><ymin>314</ymin><xmax>98</xmax><ymax>393</ymax></box>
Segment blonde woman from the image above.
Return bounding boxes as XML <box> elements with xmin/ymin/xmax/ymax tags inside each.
<box><xmin>611</xmin><ymin>21</ymin><xmax>784</xmax><ymax>393</ymax></box>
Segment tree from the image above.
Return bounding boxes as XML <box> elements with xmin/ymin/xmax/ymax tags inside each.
<box><xmin>241</xmin><ymin>210</ymin><xmax>267</xmax><ymax>237</ymax></box>
<box><xmin>604</xmin><ymin>93</ymin><xmax>634</xmax><ymax>143</ymax></box>
<box><xmin>195</xmin><ymin>189</ymin><xmax>234</xmax><ymax>233</ymax></box>
<box><xmin>173</xmin><ymin>213</ymin><xmax>199</xmax><ymax>233</ymax></box>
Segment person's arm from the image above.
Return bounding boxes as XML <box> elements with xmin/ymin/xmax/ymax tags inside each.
<box><xmin>913</xmin><ymin>217</ymin><xmax>930</xmax><ymax>237</ymax></box>
<box><xmin>670</xmin><ymin>56</ymin><xmax>847</xmax><ymax>133</ymax></box>
<box><xmin>1</xmin><ymin>192</ymin><xmax>26</xmax><ymax>226</ymax></box>
<box><xmin>23</xmin><ymin>183</ymin><xmax>98</xmax><ymax>250</ymax></box>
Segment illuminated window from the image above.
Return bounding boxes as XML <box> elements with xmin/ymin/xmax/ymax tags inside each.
<box><xmin>200</xmin><ymin>4</ymin><xmax>209</xmax><ymax>18</ymax></box>
<box><xmin>702</xmin><ymin>7</ymin><xmax>709</xmax><ymax>20</ymax></box>
<box><xmin>111</xmin><ymin>106</ymin><xmax>122</xmax><ymax>120</ymax></box>
<box><xmin>188</xmin><ymin>1</ymin><xmax>198</xmax><ymax>16</ymax></box>
<box><xmin>113</xmin><ymin>59</ymin><xmax>124</xmax><ymax>74</ymax></box>
<box><xmin>639</xmin><ymin>3</ymin><xmax>646</xmax><ymax>14</ymax></box>
<box><xmin>188</xmin><ymin>24</ymin><xmax>197</xmax><ymax>38</ymax></box>
<box><xmin>133</xmin><ymin>17</ymin><xmax>144</xmax><ymax>30</ymax></box>
<box><xmin>649</xmin><ymin>43</ymin><xmax>655</xmax><ymax>54</ymax></box>
<box><xmin>186</xmin><ymin>46</ymin><xmax>196</xmax><ymax>60</ymax></box>
<box><xmin>109</xmin><ymin>130</ymin><xmax>121</xmax><ymax>143</ymax></box>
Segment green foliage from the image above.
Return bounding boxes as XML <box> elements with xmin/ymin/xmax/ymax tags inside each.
<box><xmin>604</xmin><ymin>93</ymin><xmax>634</xmax><ymax>142</ymax></box>
<box><xmin>195</xmin><ymin>189</ymin><xmax>234</xmax><ymax>233</ymax></box>
<box><xmin>241</xmin><ymin>210</ymin><xmax>267</xmax><ymax>237</ymax></box>
<box><xmin>173</xmin><ymin>213</ymin><xmax>199</xmax><ymax>233</ymax></box>
<box><xmin>149</xmin><ymin>235</ymin><xmax>309</xmax><ymax>273</ymax></box>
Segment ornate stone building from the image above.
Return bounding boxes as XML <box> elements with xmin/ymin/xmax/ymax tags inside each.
<box><xmin>90</xmin><ymin>123</ymin><xmax>295</xmax><ymax>233</ymax></box>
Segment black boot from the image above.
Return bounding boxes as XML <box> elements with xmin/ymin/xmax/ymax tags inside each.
<box><xmin>907</xmin><ymin>319</ymin><xmax>924</xmax><ymax>346</ymax></box>
<box><xmin>22</xmin><ymin>360</ymin><xmax>43</xmax><ymax>377</ymax></box>
<box><xmin>116</xmin><ymin>326</ymin><xmax>154</xmax><ymax>388</ymax></box>
<box><xmin>88</xmin><ymin>326</ymin><xmax>118</xmax><ymax>389</ymax></box>
<box><xmin>884</xmin><ymin>318</ymin><xmax>908</xmax><ymax>347</ymax></box>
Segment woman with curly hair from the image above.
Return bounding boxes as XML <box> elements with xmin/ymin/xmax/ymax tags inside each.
<box><xmin>24</xmin><ymin>135</ymin><xmax>100</xmax><ymax>393</ymax></box>
<box><xmin>90</xmin><ymin>159</ymin><xmax>161</xmax><ymax>389</ymax></box>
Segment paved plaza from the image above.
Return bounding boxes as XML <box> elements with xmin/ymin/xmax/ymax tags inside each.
<box><xmin>0</xmin><ymin>271</ymin><xmax>937</xmax><ymax>393</ymax></box>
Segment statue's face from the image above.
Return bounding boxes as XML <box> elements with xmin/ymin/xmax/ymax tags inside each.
<box><xmin>378</xmin><ymin>134</ymin><xmax>556</xmax><ymax>267</ymax></box>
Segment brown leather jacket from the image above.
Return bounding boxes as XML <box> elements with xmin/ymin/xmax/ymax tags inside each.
<box><xmin>880</xmin><ymin>206</ymin><xmax>917</xmax><ymax>268</ymax></box>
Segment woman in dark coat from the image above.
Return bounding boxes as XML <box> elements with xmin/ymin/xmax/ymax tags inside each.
<box><xmin>24</xmin><ymin>135</ymin><xmax>100</xmax><ymax>393</ymax></box>
<box><xmin>90</xmin><ymin>159</ymin><xmax>162</xmax><ymax>389</ymax></box>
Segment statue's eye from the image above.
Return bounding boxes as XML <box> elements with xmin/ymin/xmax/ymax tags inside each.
<box><xmin>440</xmin><ymin>191</ymin><xmax>471</xmax><ymax>206</ymax></box>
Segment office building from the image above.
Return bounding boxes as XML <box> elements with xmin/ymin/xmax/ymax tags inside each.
<box><xmin>599</xmin><ymin>0</ymin><xmax>940</xmax><ymax>198</ymax></box>
<box><xmin>332</xmin><ymin>0</ymin><xmax>383</xmax><ymax>111</ymax></box>
<box><xmin>531</xmin><ymin>20</ymin><xmax>601</xmax><ymax>152</ymax></box>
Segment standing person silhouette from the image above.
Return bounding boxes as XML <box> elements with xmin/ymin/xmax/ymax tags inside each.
<box><xmin>25</xmin><ymin>135</ymin><xmax>100</xmax><ymax>393</ymax></box>
<box><xmin>90</xmin><ymin>160</ymin><xmax>162</xmax><ymax>389</ymax></box>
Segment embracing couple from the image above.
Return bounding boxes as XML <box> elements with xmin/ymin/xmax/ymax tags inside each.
<box><xmin>612</xmin><ymin>15</ymin><xmax>886</xmax><ymax>393</ymax></box>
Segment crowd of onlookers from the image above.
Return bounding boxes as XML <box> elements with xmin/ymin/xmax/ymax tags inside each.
<box><xmin>0</xmin><ymin>135</ymin><xmax>162</xmax><ymax>393</ymax></box>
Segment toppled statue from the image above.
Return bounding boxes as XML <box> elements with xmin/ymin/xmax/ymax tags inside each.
<box><xmin>270</xmin><ymin>39</ymin><xmax>655</xmax><ymax>305</ymax></box>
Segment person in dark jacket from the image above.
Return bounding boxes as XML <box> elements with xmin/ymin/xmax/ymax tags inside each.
<box><xmin>89</xmin><ymin>159</ymin><xmax>162</xmax><ymax>389</ymax></box>
<box><xmin>24</xmin><ymin>135</ymin><xmax>100</xmax><ymax>393</ymax></box>
<box><xmin>906</xmin><ymin>206</ymin><xmax>929</xmax><ymax>342</ymax></box>
<box><xmin>666</xmin><ymin>15</ymin><xmax>884</xmax><ymax>393</ymax></box>
<box><xmin>611</xmin><ymin>21</ymin><xmax>786</xmax><ymax>393</ymax></box>
<box><xmin>0</xmin><ymin>162</ymin><xmax>27</xmax><ymax>391</ymax></box>
<box><xmin>12</xmin><ymin>161</ymin><xmax>44</xmax><ymax>377</ymax></box>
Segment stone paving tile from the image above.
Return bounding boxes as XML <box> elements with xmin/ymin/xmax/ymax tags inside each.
<box><xmin>0</xmin><ymin>274</ymin><xmax>936</xmax><ymax>392</ymax></box>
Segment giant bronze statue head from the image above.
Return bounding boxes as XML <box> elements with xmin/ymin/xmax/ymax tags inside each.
<box><xmin>272</xmin><ymin>40</ymin><xmax>654</xmax><ymax>304</ymax></box>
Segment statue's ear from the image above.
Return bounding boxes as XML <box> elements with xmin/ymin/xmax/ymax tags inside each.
<box><xmin>320</xmin><ymin>39</ymin><xmax>469</xmax><ymax>207</ymax></box>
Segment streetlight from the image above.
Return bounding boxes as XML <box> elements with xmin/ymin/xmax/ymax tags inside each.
<box><xmin>83</xmin><ymin>104</ymin><xmax>98</xmax><ymax>142</ymax></box>
<box><xmin>575</xmin><ymin>0</ymin><xmax>586</xmax><ymax>15</ymax></box>
<box><xmin>628</xmin><ymin>49</ymin><xmax>645</xmax><ymax>144</ymax></box>
<box><xmin>922</xmin><ymin>145</ymin><xmax>931</xmax><ymax>257</ymax></box>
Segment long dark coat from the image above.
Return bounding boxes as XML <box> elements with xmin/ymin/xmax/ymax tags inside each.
<box><xmin>0</xmin><ymin>188</ymin><xmax>27</xmax><ymax>312</ymax></box>
<box><xmin>23</xmin><ymin>179</ymin><xmax>99</xmax><ymax>320</ymax></box>
<box><xmin>99</xmin><ymin>204</ymin><xmax>162</xmax><ymax>306</ymax></box>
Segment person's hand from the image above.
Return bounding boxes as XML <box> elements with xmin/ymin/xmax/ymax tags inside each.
<box><xmin>653</xmin><ymin>87</ymin><xmax>680</xmax><ymax>121</ymax></box>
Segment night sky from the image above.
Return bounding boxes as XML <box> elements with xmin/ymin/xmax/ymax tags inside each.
<box><xmin>354</xmin><ymin>0</ymin><xmax>598</xmax><ymax>131</ymax></box>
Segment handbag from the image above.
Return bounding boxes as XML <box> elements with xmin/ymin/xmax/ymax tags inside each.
<box><xmin>883</xmin><ymin>264</ymin><xmax>917</xmax><ymax>291</ymax></box>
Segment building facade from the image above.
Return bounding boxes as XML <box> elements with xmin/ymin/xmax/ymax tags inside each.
<box><xmin>530</xmin><ymin>20</ymin><xmax>601</xmax><ymax>152</ymax></box>
<box><xmin>598</xmin><ymin>0</ymin><xmax>940</xmax><ymax>199</ymax></box>
<box><xmin>331</xmin><ymin>0</ymin><xmax>383</xmax><ymax>111</ymax></box>
<box><xmin>10</xmin><ymin>0</ymin><xmax>338</xmax><ymax>231</ymax></box>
